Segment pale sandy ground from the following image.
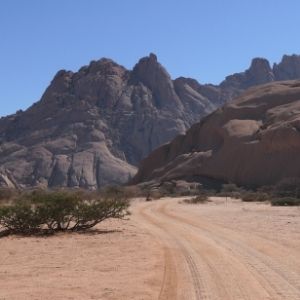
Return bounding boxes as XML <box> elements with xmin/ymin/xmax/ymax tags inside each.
<box><xmin>1</xmin><ymin>197</ymin><xmax>300</xmax><ymax>300</ymax></box>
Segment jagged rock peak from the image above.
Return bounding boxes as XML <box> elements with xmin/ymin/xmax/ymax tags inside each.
<box><xmin>130</xmin><ymin>53</ymin><xmax>183</xmax><ymax>109</ymax></box>
<box><xmin>135</xmin><ymin>52</ymin><xmax>159</xmax><ymax>65</ymax></box>
<box><xmin>78</xmin><ymin>58</ymin><xmax>127</xmax><ymax>78</ymax></box>
<box><xmin>246</xmin><ymin>57</ymin><xmax>274</xmax><ymax>85</ymax></box>
<box><xmin>52</xmin><ymin>69</ymin><xmax>73</xmax><ymax>81</ymax></box>
<box><xmin>220</xmin><ymin>56</ymin><xmax>275</xmax><ymax>95</ymax></box>
<box><xmin>249</xmin><ymin>57</ymin><xmax>272</xmax><ymax>72</ymax></box>
<box><xmin>50</xmin><ymin>58</ymin><xmax>126</xmax><ymax>86</ymax></box>
<box><xmin>131</xmin><ymin>53</ymin><xmax>172</xmax><ymax>85</ymax></box>
<box><xmin>273</xmin><ymin>54</ymin><xmax>300</xmax><ymax>80</ymax></box>
<box><xmin>88</xmin><ymin>57</ymin><xmax>124</xmax><ymax>70</ymax></box>
<box><xmin>280</xmin><ymin>54</ymin><xmax>300</xmax><ymax>62</ymax></box>
<box><xmin>149</xmin><ymin>52</ymin><xmax>158</xmax><ymax>62</ymax></box>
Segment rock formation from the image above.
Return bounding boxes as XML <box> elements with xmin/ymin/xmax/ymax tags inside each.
<box><xmin>1</xmin><ymin>53</ymin><xmax>300</xmax><ymax>188</ymax></box>
<box><xmin>0</xmin><ymin>54</ymin><xmax>217</xmax><ymax>189</ymax></box>
<box><xmin>132</xmin><ymin>80</ymin><xmax>300</xmax><ymax>187</ymax></box>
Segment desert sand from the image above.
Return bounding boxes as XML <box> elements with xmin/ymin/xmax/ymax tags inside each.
<box><xmin>1</xmin><ymin>197</ymin><xmax>300</xmax><ymax>299</ymax></box>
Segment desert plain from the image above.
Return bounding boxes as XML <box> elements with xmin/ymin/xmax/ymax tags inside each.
<box><xmin>1</xmin><ymin>197</ymin><xmax>300</xmax><ymax>300</ymax></box>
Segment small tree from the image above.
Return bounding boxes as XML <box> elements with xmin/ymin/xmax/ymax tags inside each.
<box><xmin>0</xmin><ymin>189</ymin><xmax>130</xmax><ymax>236</ymax></box>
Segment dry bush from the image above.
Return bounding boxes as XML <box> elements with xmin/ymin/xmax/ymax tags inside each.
<box><xmin>271</xmin><ymin>197</ymin><xmax>300</xmax><ymax>206</ymax></box>
<box><xmin>241</xmin><ymin>192</ymin><xmax>269</xmax><ymax>202</ymax></box>
<box><xmin>183</xmin><ymin>193</ymin><xmax>209</xmax><ymax>204</ymax></box>
<box><xmin>273</xmin><ymin>178</ymin><xmax>300</xmax><ymax>199</ymax></box>
<box><xmin>219</xmin><ymin>184</ymin><xmax>245</xmax><ymax>199</ymax></box>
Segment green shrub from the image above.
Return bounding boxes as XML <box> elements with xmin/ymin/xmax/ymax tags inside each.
<box><xmin>270</xmin><ymin>197</ymin><xmax>300</xmax><ymax>206</ymax></box>
<box><xmin>0</xmin><ymin>189</ymin><xmax>129</xmax><ymax>235</ymax></box>
<box><xmin>0</xmin><ymin>201</ymin><xmax>43</xmax><ymax>234</ymax></box>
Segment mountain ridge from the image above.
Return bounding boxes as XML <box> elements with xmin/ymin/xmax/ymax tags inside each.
<box><xmin>1</xmin><ymin>53</ymin><xmax>300</xmax><ymax>189</ymax></box>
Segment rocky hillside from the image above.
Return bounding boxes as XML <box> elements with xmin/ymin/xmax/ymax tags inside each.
<box><xmin>1</xmin><ymin>54</ymin><xmax>300</xmax><ymax>189</ymax></box>
<box><xmin>132</xmin><ymin>80</ymin><xmax>300</xmax><ymax>187</ymax></box>
<box><xmin>0</xmin><ymin>54</ymin><xmax>217</xmax><ymax>189</ymax></box>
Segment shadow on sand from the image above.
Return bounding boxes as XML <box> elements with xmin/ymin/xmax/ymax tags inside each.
<box><xmin>0</xmin><ymin>228</ymin><xmax>122</xmax><ymax>238</ymax></box>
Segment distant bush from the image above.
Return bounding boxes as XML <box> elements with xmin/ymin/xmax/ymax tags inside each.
<box><xmin>219</xmin><ymin>183</ymin><xmax>245</xmax><ymax>199</ymax></box>
<box><xmin>0</xmin><ymin>189</ymin><xmax>129</xmax><ymax>236</ymax></box>
<box><xmin>221</xmin><ymin>184</ymin><xmax>239</xmax><ymax>193</ymax></box>
<box><xmin>140</xmin><ymin>186</ymin><xmax>166</xmax><ymax>200</ymax></box>
<box><xmin>133</xmin><ymin>184</ymin><xmax>163</xmax><ymax>200</ymax></box>
<box><xmin>177</xmin><ymin>188</ymin><xmax>203</xmax><ymax>197</ymax></box>
<box><xmin>241</xmin><ymin>192</ymin><xmax>269</xmax><ymax>202</ymax></box>
<box><xmin>138</xmin><ymin>180</ymin><xmax>206</xmax><ymax>199</ymax></box>
<box><xmin>183</xmin><ymin>193</ymin><xmax>209</xmax><ymax>204</ymax></box>
<box><xmin>273</xmin><ymin>178</ymin><xmax>300</xmax><ymax>199</ymax></box>
<box><xmin>270</xmin><ymin>197</ymin><xmax>300</xmax><ymax>206</ymax></box>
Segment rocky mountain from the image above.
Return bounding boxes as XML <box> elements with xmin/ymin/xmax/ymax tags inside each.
<box><xmin>0</xmin><ymin>54</ymin><xmax>217</xmax><ymax>189</ymax></box>
<box><xmin>132</xmin><ymin>80</ymin><xmax>300</xmax><ymax>187</ymax></box>
<box><xmin>1</xmin><ymin>53</ymin><xmax>300</xmax><ymax>189</ymax></box>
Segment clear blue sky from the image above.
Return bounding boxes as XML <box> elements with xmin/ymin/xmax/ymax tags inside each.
<box><xmin>1</xmin><ymin>0</ymin><xmax>300</xmax><ymax>117</ymax></box>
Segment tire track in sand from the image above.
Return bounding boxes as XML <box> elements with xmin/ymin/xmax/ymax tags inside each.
<box><xmin>160</xmin><ymin>200</ymin><xmax>300</xmax><ymax>300</ymax></box>
<box><xmin>137</xmin><ymin>202</ymin><xmax>208</xmax><ymax>300</ymax></box>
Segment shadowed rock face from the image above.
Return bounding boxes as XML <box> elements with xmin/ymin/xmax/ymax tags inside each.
<box><xmin>1</xmin><ymin>54</ymin><xmax>300</xmax><ymax>189</ymax></box>
<box><xmin>132</xmin><ymin>80</ymin><xmax>300</xmax><ymax>187</ymax></box>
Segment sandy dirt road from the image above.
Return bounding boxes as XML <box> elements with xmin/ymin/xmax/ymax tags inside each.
<box><xmin>132</xmin><ymin>197</ymin><xmax>300</xmax><ymax>300</ymax></box>
<box><xmin>1</xmin><ymin>197</ymin><xmax>300</xmax><ymax>299</ymax></box>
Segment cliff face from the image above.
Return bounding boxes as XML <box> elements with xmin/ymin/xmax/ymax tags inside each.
<box><xmin>1</xmin><ymin>54</ymin><xmax>300</xmax><ymax>189</ymax></box>
<box><xmin>132</xmin><ymin>80</ymin><xmax>300</xmax><ymax>187</ymax></box>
